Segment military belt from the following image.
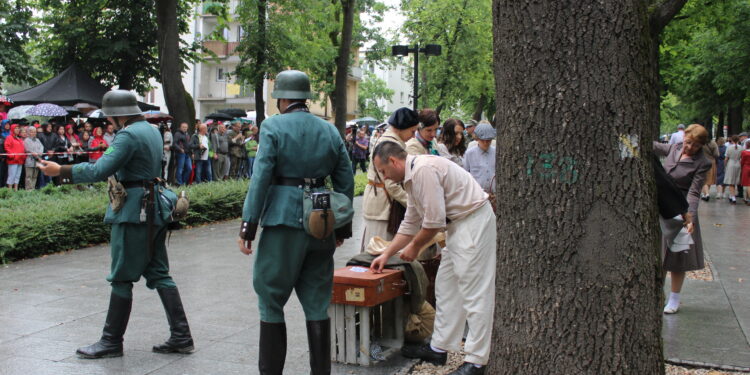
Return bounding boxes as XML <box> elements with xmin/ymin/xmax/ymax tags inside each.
<box><xmin>271</xmin><ymin>176</ymin><xmax>326</xmax><ymax>188</ymax></box>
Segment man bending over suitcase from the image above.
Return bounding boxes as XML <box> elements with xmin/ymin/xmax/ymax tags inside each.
<box><xmin>369</xmin><ymin>142</ymin><xmax>496</xmax><ymax>375</ymax></box>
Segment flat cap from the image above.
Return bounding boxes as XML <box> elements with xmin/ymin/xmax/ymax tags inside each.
<box><xmin>474</xmin><ymin>123</ymin><xmax>496</xmax><ymax>140</ymax></box>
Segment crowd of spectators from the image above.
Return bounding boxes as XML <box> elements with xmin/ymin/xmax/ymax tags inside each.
<box><xmin>0</xmin><ymin>118</ymin><xmax>259</xmax><ymax>191</ymax></box>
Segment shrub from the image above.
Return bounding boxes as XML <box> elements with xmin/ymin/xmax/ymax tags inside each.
<box><xmin>0</xmin><ymin>176</ymin><xmax>367</xmax><ymax>263</ymax></box>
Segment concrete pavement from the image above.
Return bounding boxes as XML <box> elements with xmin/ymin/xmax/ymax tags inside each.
<box><xmin>0</xmin><ymin>197</ymin><xmax>415</xmax><ymax>375</ymax></box>
<box><xmin>2</xmin><ymin>194</ymin><xmax>750</xmax><ymax>373</ymax></box>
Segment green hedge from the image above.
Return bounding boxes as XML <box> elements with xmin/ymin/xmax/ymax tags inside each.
<box><xmin>0</xmin><ymin>174</ymin><xmax>368</xmax><ymax>263</ymax></box>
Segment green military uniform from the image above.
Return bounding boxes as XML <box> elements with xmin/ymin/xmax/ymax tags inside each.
<box><xmin>61</xmin><ymin>119</ymin><xmax>175</xmax><ymax>297</ymax></box>
<box><xmin>240</xmin><ymin>70</ymin><xmax>353</xmax><ymax>375</ymax></box>
<box><xmin>56</xmin><ymin>90</ymin><xmax>193</xmax><ymax>359</ymax></box>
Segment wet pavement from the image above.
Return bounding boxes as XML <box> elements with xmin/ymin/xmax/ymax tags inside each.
<box><xmin>1</xmin><ymin>194</ymin><xmax>750</xmax><ymax>374</ymax></box>
<box><xmin>662</xmin><ymin>194</ymin><xmax>750</xmax><ymax>371</ymax></box>
<box><xmin>0</xmin><ymin>197</ymin><xmax>415</xmax><ymax>375</ymax></box>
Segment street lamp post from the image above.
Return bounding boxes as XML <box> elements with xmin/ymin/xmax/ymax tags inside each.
<box><xmin>392</xmin><ymin>43</ymin><xmax>442</xmax><ymax>111</ymax></box>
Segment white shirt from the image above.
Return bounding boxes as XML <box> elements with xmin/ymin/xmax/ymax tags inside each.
<box><xmin>668</xmin><ymin>130</ymin><xmax>684</xmax><ymax>145</ymax></box>
<box><xmin>463</xmin><ymin>145</ymin><xmax>496</xmax><ymax>192</ymax></box>
<box><xmin>199</xmin><ymin>134</ymin><xmax>209</xmax><ymax>160</ymax></box>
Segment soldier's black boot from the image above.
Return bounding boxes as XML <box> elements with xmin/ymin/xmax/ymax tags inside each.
<box><xmin>76</xmin><ymin>293</ymin><xmax>132</xmax><ymax>359</ymax></box>
<box><xmin>259</xmin><ymin>322</ymin><xmax>286</xmax><ymax>375</ymax></box>
<box><xmin>153</xmin><ymin>287</ymin><xmax>194</xmax><ymax>353</ymax></box>
<box><xmin>306</xmin><ymin>319</ymin><xmax>331</xmax><ymax>375</ymax></box>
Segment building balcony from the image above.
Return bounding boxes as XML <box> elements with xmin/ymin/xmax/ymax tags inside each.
<box><xmin>202</xmin><ymin>41</ymin><xmax>240</xmax><ymax>58</ymax></box>
<box><xmin>197</xmin><ymin>82</ymin><xmax>255</xmax><ymax>104</ymax></box>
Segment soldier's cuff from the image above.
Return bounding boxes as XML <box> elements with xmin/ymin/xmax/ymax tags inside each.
<box><xmin>240</xmin><ymin>221</ymin><xmax>258</xmax><ymax>241</ymax></box>
<box><xmin>59</xmin><ymin>165</ymin><xmax>74</xmax><ymax>184</ymax></box>
<box><xmin>335</xmin><ymin>223</ymin><xmax>352</xmax><ymax>240</ymax></box>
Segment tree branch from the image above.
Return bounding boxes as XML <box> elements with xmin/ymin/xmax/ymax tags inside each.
<box><xmin>650</xmin><ymin>0</ymin><xmax>689</xmax><ymax>36</ymax></box>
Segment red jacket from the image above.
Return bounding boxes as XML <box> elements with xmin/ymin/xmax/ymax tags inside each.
<box><xmin>4</xmin><ymin>125</ymin><xmax>25</xmax><ymax>165</ymax></box>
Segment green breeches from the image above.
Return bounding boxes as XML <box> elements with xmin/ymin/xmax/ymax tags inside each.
<box><xmin>107</xmin><ymin>223</ymin><xmax>176</xmax><ymax>298</ymax></box>
<box><xmin>253</xmin><ymin>225</ymin><xmax>335</xmax><ymax>323</ymax></box>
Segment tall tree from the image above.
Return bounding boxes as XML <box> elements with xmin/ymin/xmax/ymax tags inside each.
<box><xmin>490</xmin><ymin>0</ymin><xmax>686</xmax><ymax>373</ymax></box>
<box><xmin>38</xmin><ymin>0</ymin><xmax>159</xmax><ymax>92</ymax></box>
<box><xmin>0</xmin><ymin>0</ymin><xmax>39</xmax><ymax>89</ymax></box>
<box><xmin>402</xmin><ymin>0</ymin><xmax>493</xmax><ymax>117</ymax></box>
<box><xmin>156</xmin><ymin>0</ymin><xmax>190</xmax><ymax>128</ymax></box>
<box><xmin>332</xmin><ymin>0</ymin><xmax>356</xmax><ymax>135</ymax></box>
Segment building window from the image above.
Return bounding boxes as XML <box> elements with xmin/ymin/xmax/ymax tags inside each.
<box><xmin>222</xmin><ymin>27</ymin><xmax>230</xmax><ymax>40</ymax></box>
<box><xmin>217</xmin><ymin>67</ymin><xmax>225</xmax><ymax>82</ymax></box>
<box><xmin>237</xmin><ymin>26</ymin><xmax>244</xmax><ymax>41</ymax></box>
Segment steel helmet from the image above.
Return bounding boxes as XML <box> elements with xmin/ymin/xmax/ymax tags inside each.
<box><xmin>101</xmin><ymin>90</ymin><xmax>142</xmax><ymax>117</ymax></box>
<box><xmin>271</xmin><ymin>70</ymin><xmax>314</xmax><ymax>99</ymax></box>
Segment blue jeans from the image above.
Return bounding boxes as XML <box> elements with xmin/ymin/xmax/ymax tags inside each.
<box><xmin>175</xmin><ymin>153</ymin><xmax>192</xmax><ymax>185</ymax></box>
<box><xmin>247</xmin><ymin>157</ymin><xmax>255</xmax><ymax>178</ymax></box>
<box><xmin>194</xmin><ymin>159</ymin><xmax>210</xmax><ymax>183</ymax></box>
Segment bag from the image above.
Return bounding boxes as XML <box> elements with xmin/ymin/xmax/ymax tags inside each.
<box><xmin>405</xmin><ymin>302</ymin><xmax>436</xmax><ymax>343</ymax></box>
<box><xmin>386</xmin><ymin>200</ymin><xmax>406</xmax><ymax>235</ymax></box>
<box><xmin>107</xmin><ymin>176</ymin><xmax>127</xmax><ymax>212</ymax></box>
<box><xmin>157</xmin><ymin>185</ymin><xmax>190</xmax><ymax>227</ymax></box>
<box><xmin>302</xmin><ymin>187</ymin><xmax>354</xmax><ymax>240</ymax></box>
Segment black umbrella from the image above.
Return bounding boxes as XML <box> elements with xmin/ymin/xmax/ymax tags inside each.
<box><xmin>205</xmin><ymin>112</ymin><xmax>234</xmax><ymax>121</ymax></box>
<box><xmin>217</xmin><ymin>108</ymin><xmax>247</xmax><ymax>118</ymax></box>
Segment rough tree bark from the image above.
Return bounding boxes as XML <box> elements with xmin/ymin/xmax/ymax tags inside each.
<box><xmin>490</xmin><ymin>0</ymin><xmax>686</xmax><ymax>373</ymax></box>
<box><xmin>254</xmin><ymin>0</ymin><xmax>267</xmax><ymax>128</ymax></box>
<box><xmin>333</xmin><ymin>0</ymin><xmax>355</xmax><ymax>138</ymax></box>
<box><xmin>156</xmin><ymin>0</ymin><xmax>191</xmax><ymax>130</ymax></box>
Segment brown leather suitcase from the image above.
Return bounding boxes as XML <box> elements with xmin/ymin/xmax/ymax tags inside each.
<box><xmin>332</xmin><ymin>266</ymin><xmax>407</xmax><ymax>307</ymax></box>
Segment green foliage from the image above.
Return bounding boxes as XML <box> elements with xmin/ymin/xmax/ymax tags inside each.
<box><xmin>33</xmin><ymin>0</ymin><xmax>204</xmax><ymax>93</ymax></box>
<box><xmin>659</xmin><ymin>0</ymin><xmax>750</xmax><ymax>127</ymax></box>
<box><xmin>354</xmin><ymin>171</ymin><xmax>367</xmax><ymax>196</ymax></box>
<box><xmin>0</xmin><ymin>0</ymin><xmax>40</xmax><ymax>87</ymax></box>
<box><xmin>0</xmin><ymin>177</ymin><xmax>366</xmax><ymax>263</ymax></box>
<box><xmin>401</xmin><ymin>0</ymin><xmax>494</xmax><ymax>117</ymax></box>
<box><xmin>357</xmin><ymin>71</ymin><xmax>394</xmax><ymax>121</ymax></box>
<box><xmin>234</xmin><ymin>0</ymin><xmax>387</xmax><ymax>111</ymax></box>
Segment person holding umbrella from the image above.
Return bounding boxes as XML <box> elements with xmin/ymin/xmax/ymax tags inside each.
<box><xmin>37</xmin><ymin>90</ymin><xmax>194</xmax><ymax>359</ymax></box>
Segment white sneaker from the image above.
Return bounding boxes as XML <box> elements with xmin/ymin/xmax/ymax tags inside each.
<box><xmin>663</xmin><ymin>304</ymin><xmax>679</xmax><ymax>314</ymax></box>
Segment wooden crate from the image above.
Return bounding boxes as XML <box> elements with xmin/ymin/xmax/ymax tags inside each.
<box><xmin>329</xmin><ymin>266</ymin><xmax>407</xmax><ymax>366</ymax></box>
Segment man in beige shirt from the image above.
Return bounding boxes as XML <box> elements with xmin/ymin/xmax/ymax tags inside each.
<box><xmin>370</xmin><ymin>142</ymin><xmax>496</xmax><ymax>375</ymax></box>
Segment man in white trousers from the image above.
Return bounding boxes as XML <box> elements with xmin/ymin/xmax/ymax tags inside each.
<box><xmin>369</xmin><ymin>142</ymin><xmax>496</xmax><ymax>375</ymax></box>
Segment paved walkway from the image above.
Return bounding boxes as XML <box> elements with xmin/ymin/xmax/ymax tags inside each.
<box><xmin>0</xmin><ymin>197</ymin><xmax>414</xmax><ymax>375</ymax></box>
<box><xmin>2</xmin><ymin>195</ymin><xmax>750</xmax><ymax>374</ymax></box>
<box><xmin>662</xmin><ymin>194</ymin><xmax>750</xmax><ymax>371</ymax></box>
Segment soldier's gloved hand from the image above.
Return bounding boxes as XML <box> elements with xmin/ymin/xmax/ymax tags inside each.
<box><xmin>237</xmin><ymin>236</ymin><xmax>253</xmax><ymax>255</ymax></box>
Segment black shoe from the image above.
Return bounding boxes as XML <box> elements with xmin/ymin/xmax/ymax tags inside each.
<box><xmin>153</xmin><ymin>288</ymin><xmax>194</xmax><ymax>354</ymax></box>
<box><xmin>401</xmin><ymin>344</ymin><xmax>447</xmax><ymax>366</ymax></box>
<box><xmin>448</xmin><ymin>363</ymin><xmax>486</xmax><ymax>375</ymax></box>
<box><xmin>76</xmin><ymin>293</ymin><xmax>132</xmax><ymax>359</ymax></box>
<box><xmin>306</xmin><ymin>319</ymin><xmax>330</xmax><ymax>375</ymax></box>
<box><xmin>259</xmin><ymin>322</ymin><xmax>286</xmax><ymax>375</ymax></box>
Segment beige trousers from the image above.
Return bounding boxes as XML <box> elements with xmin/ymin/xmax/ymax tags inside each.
<box><xmin>24</xmin><ymin>167</ymin><xmax>39</xmax><ymax>190</ymax></box>
<box><xmin>431</xmin><ymin>203</ymin><xmax>496</xmax><ymax>365</ymax></box>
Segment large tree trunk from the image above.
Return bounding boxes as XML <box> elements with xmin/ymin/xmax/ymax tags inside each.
<box><xmin>254</xmin><ymin>0</ymin><xmax>267</xmax><ymax>128</ymax></box>
<box><xmin>489</xmin><ymin>0</ymin><xmax>684</xmax><ymax>373</ymax></box>
<box><xmin>718</xmin><ymin>110</ymin><xmax>726</xmax><ymax>138</ymax></box>
<box><xmin>332</xmin><ymin>0</ymin><xmax>355</xmax><ymax>138</ymax></box>
<box><xmin>156</xmin><ymin>0</ymin><xmax>191</xmax><ymax>131</ymax></box>
<box><xmin>728</xmin><ymin>103</ymin><xmax>743</xmax><ymax>135</ymax></box>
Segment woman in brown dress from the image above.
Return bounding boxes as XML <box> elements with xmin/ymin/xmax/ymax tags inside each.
<box><xmin>653</xmin><ymin>124</ymin><xmax>712</xmax><ymax>314</ymax></box>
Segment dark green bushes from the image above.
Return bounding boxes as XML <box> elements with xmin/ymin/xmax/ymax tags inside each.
<box><xmin>0</xmin><ymin>175</ymin><xmax>367</xmax><ymax>263</ymax></box>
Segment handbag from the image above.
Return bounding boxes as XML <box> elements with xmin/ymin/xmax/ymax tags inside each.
<box><xmin>302</xmin><ymin>185</ymin><xmax>354</xmax><ymax>240</ymax></box>
<box><xmin>386</xmin><ymin>199</ymin><xmax>406</xmax><ymax>235</ymax></box>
